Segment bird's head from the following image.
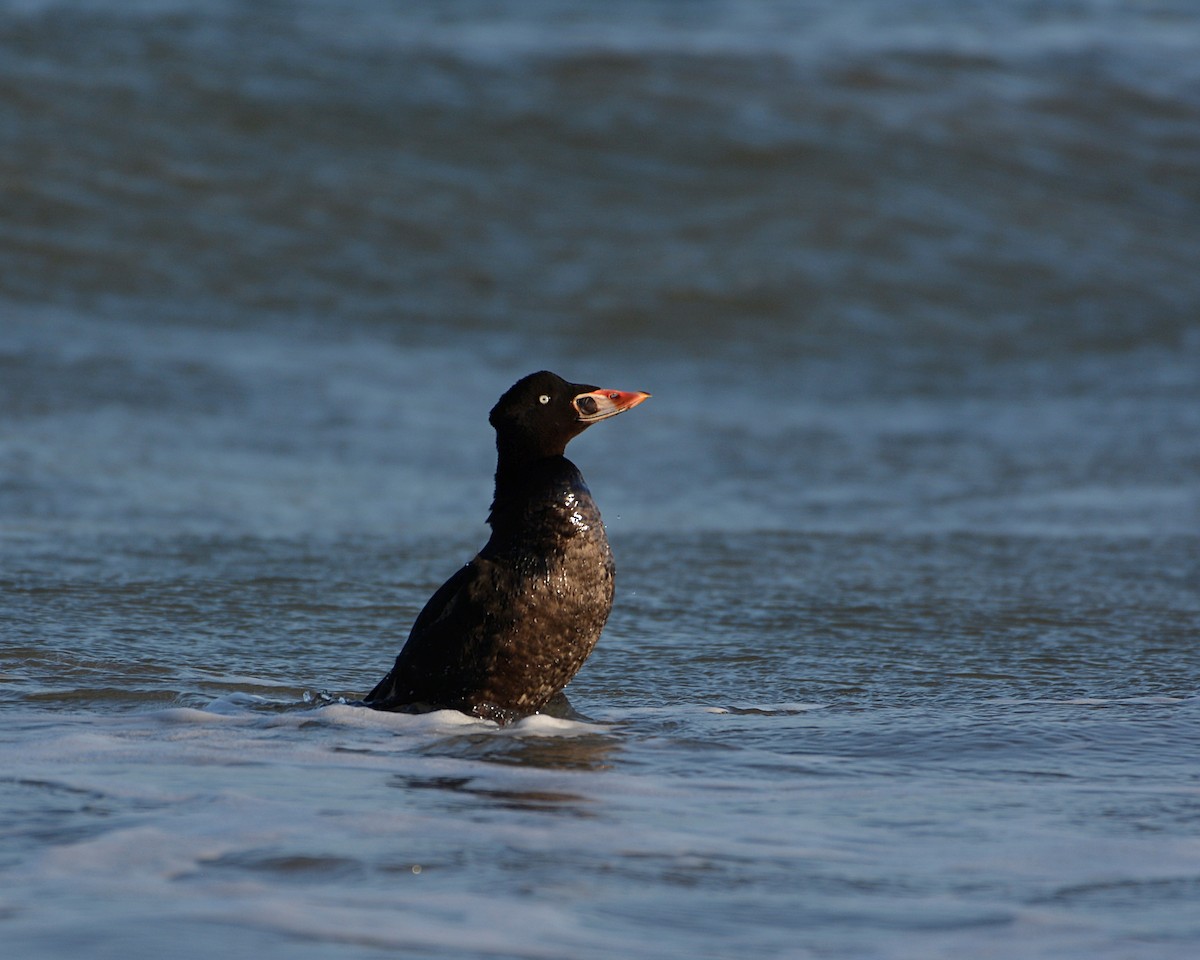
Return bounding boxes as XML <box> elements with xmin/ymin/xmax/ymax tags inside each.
<box><xmin>489</xmin><ymin>370</ymin><xmax>650</xmax><ymax>461</ymax></box>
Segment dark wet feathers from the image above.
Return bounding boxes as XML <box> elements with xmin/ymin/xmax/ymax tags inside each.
<box><xmin>365</xmin><ymin>457</ymin><xmax>614</xmax><ymax>722</ymax></box>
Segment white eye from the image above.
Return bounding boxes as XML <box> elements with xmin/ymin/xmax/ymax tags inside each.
<box><xmin>538</xmin><ymin>394</ymin><xmax>551</xmax><ymax>404</ymax></box>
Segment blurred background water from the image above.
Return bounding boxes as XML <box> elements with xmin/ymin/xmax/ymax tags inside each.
<box><xmin>2</xmin><ymin>1</ymin><xmax>1199</xmax><ymax>958</ymax></box>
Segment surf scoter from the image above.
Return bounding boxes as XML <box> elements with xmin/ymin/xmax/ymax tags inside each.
<box><xmin>364</xmin><ymin>370</ymin><xmax>650</xmax><ymax>724</ymax></box>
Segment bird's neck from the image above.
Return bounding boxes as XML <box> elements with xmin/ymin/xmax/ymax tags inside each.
<box><xmin>491</xmin><ymin>452</ymin><xmax>570</xmax><ymax>508</ymax></box>
<box><xmin>487</xmin><ymin>454</ymin><xmax>584</xmax><ymax>538</ymax></box>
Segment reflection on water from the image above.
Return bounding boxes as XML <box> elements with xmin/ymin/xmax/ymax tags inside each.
<box><xmin>417</xmin><ymin>730</ymin><xmax>620</xmax><ymax>772</ymax></box>
<box><xmin>396</xmin><ymin>772</ymin><xmax>595</xmax><ymax>817</ymax></box>
<box><xmin>391</xmin><ymin>729</ymin><xmax>621</xmax><ymax>817</ymax></box>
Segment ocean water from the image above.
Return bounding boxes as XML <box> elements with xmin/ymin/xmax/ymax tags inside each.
<box><xmin>3</xmin><ymin>1</ymin><xmax>1200</xmax><ymax>957</ymax></box>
